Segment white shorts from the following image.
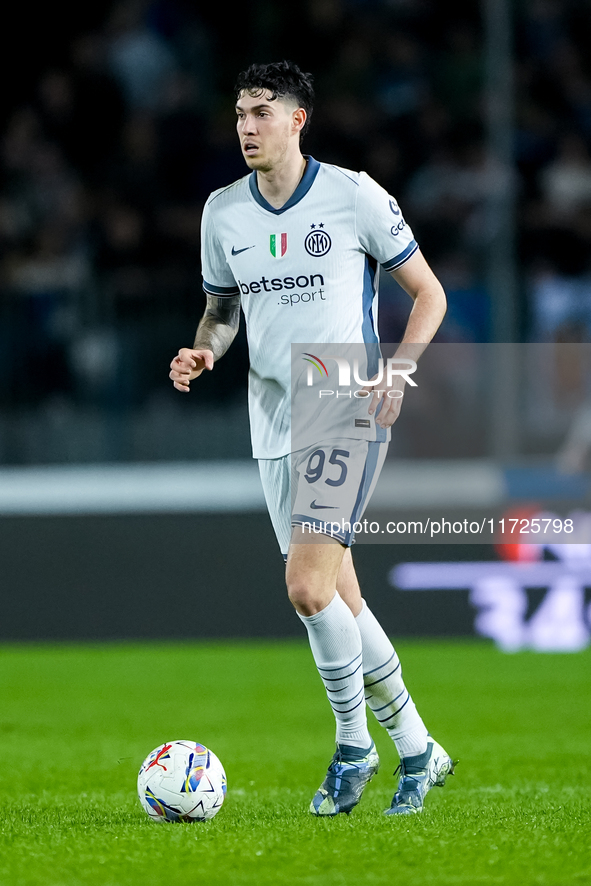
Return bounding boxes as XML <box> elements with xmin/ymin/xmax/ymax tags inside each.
<box><xmin>258</xmin><ymin>438</ymin><xmax>389</xmax><ymax>556</ymax></box>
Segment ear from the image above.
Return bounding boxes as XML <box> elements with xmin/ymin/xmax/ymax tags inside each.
<box><xmin>292</xmin><ymin>107</ymin><xmax>307</xmax><ymax>136</ymax></box>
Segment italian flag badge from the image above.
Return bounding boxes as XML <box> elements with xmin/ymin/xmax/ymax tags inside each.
<box><xmin>269</xmin><ymin>233</ymin><xmax>288</xmax><ymax>258</ymax></box>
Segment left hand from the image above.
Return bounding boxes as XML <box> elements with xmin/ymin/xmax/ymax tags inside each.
<box><xmin>364</xmin><ymin>378</ymin><xmax>406</xmax><ymax>429</ymax></box>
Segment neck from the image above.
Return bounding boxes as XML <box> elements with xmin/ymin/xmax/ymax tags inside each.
<box><xmin>256</xmin><ymin>152</ymin><xmax>307</xmax><ymax>210</ymax></box>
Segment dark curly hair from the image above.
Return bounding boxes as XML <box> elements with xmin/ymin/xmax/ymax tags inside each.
<box><xmin>235</xmin><ymin>60</ymin><xmax>314</xmax><ymax>140</ymax></box>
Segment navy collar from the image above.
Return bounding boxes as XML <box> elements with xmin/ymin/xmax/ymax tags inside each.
<box><xmin>248</xmin><ymin>156</ymin><xmax>320</xmax><ymax>214</ymax></box>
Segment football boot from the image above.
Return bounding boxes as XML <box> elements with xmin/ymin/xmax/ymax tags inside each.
<box><xmin>310</xmin><ymin>741</ymin><xmax>379</xmax><ymax>816</ymax></box>
<box><xmin>384</xmin><ymin>739</ymin><xmax>456</xmax><ymax>816</ymax></box>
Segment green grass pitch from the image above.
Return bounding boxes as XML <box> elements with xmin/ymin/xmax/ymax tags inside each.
<box><xmin>1</xmin><ymin>639</ymin><xmax>589</xmax><ymax>885</ymax></box>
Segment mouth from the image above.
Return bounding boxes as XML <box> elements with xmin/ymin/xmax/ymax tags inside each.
<box><xmin>243</xmin><ymin>142</ymin><xmax>259</xmax><ymax>156</ymax></box>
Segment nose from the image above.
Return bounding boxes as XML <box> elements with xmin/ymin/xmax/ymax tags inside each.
<box><xmin>241</xmin><ymin>114</ymin><xmax>257</xmax><ymax>135</ymax></box>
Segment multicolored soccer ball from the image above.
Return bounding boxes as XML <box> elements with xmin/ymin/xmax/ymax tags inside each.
<box><xmin>137</xmin><ymin>740</ymin><xmax>227</xmax><ymax>822</ymax></box>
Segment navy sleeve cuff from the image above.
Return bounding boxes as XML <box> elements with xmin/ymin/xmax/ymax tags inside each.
<box><xmin>202</xmin><ymin>279</ymin><xmax>241</xmax><ymax>297</ymax></box>
<box><xmin>381</xmin><ymin>240</ymin><xmax>419</xmax><ymax>273</ymax></box>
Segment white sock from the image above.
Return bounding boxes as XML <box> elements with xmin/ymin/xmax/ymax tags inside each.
<box><xmin>298</xmin><ymin>592</ymin><xmax>372</xmax><ymax>748</ymax></box>
<box><xmin>355</xmin><ymin>601</ymin><xmax>428</xmax><ymax>758</ymax></box>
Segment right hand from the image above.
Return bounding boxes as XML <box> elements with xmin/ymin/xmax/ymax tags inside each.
<box><xmin>169</xmin><ymin>348</ymin><xmax>214</xmax><ymax>392</ymax></box>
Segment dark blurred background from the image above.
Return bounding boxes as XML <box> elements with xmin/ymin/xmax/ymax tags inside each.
<box><xmin>2</xmin><ymin>0</ymin><xmax>591</xmax><ymax>464</ymax></box>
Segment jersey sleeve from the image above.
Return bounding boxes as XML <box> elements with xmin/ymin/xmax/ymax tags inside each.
<box><xmin>355</xmin><ymin>172</ymin><xmax>419</xmax><ymax>272</ymax></box>
<box><xmin>200</xmin><ymin>198</ymin><xmax>240</xmax><ymax>297</ymax></box>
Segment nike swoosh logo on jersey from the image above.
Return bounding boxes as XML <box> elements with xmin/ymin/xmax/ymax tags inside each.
<box><xmin>310</xmin><ymin>500</ymin><xmax>338</xmax><ymax>510</ymax></box>
<box><xmin>232</xmin><ymin>245</ymin><xmax>255</xmax><ymax>255</ymax></box>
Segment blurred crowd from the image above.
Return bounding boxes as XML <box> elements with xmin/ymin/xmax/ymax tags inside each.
<box><xmin>2</xmin><ymin>0</ymin><xmax>591</xmax><ymax>437</ymax></box>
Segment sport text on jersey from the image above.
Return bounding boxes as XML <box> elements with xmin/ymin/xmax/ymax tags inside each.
<box><xmin>238</xmin><ymin>273</ymin><xmax>326</xmax><ymax>307</ymax></box>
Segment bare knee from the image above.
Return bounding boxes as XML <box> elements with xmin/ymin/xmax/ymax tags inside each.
<box><xmin>286</xmin><ymin>536</ymin><xmax>345</xmax><ymax>616</ymax></box>
<box><xmin>286</xmin><ymin>576</ymin><xmax>328</xmax><ymax>615</ymax></box>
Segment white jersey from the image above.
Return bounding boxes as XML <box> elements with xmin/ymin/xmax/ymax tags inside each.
<box><xmin>201</xmin><ymin>156</ymin><xmax>418</xmax><ymax>458</ymax></box>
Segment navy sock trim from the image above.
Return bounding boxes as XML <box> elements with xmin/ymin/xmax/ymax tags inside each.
<box><xmin>362</xmin><ymin>651</ymin><xmax>396</xmax><ymax>678</ymax></box>
<box><xmin>325</xmin><ymin>686</ymin><xmax>364</xmax><ymax>705</ymax></box>
<box><xmin>320</xmin><ymin>661</ymin><xmax>364</xmax><ymax>682</ymax></box>
<box><xmin>376</xmin><ymin>693</ymin><xmax>410</xmax><ymax>724</ymax></box>
<box><xmin>317</xmin><ymin>652</ymin><xmax>362</xmax><ymax>673</ymax></box>
<box><xmin>330</xmin><ymin>696</ymin><xmax>366</xmax><ymax>715</ymax></box>
<box><xmin>365</xmin><ymin>688</ymin><xmax>406</xmax><ymax>714</ymax></box>
<box><xmin>363</xmin><ymin>661</ymin><xmax>401</xmax><ymax>689</ymax></box>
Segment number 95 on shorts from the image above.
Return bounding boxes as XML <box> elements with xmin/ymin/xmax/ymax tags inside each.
<box><xmin>291</xmin><ymin>438</ymin><xmax>388</xmax><ymax>545</ymax></box>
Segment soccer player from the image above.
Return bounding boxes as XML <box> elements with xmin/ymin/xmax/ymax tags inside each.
<box><xmin>169</xmin><ymin>61</ymin><xmax>454</xmax><ymax>816</ymax></box>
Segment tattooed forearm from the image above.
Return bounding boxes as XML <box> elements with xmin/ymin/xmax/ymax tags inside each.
<box><xmin>193</xmin><ymin>295</ymin><xmax>241</xmax><ymax>361</ymax></box>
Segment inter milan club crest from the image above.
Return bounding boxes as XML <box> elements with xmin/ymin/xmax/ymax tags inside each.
<box><xmin>269</xmin><ymin>233</ymin><xmax>288</xmax><ymax>258</ymax></box>
<box><xmin>304</xmin><ymin>223</ymin><xmax>332</xmax><ymax>257</ymax></box>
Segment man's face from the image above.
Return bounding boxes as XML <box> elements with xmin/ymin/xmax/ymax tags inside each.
<box><xmin>236</xmin><ymin>89</ymin><xmax>300</xmax><ymax>172</ymax></box>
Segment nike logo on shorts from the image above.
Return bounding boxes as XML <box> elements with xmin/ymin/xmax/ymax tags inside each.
<box><xmin>310</xmin><ymin>500</ymin><xmax>337</xmax><ymax>510</ymax></box>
